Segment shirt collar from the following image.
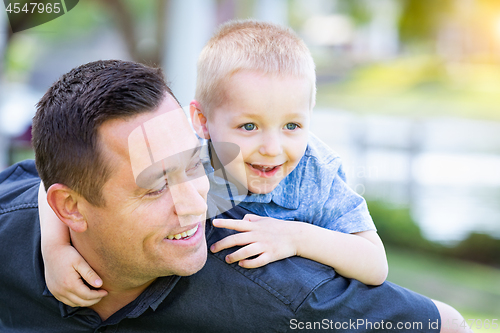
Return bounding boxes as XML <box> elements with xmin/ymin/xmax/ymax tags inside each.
<box><xmin>42</xmin><ymin>272</ymin><xmax>181</xmax><ymax>323</ymax></box>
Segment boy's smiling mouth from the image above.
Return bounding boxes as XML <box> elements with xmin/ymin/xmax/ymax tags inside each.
<box><xmin>246</xmin><ymin>163</ymin><xmax>284</xmax><ymax>177</ymax></box>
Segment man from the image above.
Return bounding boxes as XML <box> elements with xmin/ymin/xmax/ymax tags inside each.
<box><xmin>0</xmin><ymin>60</ymin><xmax>467</xmax><ymax>332</ymax></box>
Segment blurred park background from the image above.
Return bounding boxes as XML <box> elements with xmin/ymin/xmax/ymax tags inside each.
<box><xmin>1</xmin><ymin>0</ymin><xmax>499</xmax><ymax>328</ymax></box>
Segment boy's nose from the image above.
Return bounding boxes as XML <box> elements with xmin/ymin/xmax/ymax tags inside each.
<box><xmin>259</xmin><ymin>133</ymin><xmax>283</xmax><ymax>157</ymax></box>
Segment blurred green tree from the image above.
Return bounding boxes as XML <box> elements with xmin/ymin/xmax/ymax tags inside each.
<box><xmin>398</xmin><ymin>0</ymin><xmax>453</xmax><ymax>45</ymax></box>
<box><xmin>3</xmin><ymin>0</ymin><xmax>169</xmax><ymax>65</ymax></box>
<box><xmin>98</xmin><ymin>0</ymin><xmax>168</xmax><ymax>65</ymax></box>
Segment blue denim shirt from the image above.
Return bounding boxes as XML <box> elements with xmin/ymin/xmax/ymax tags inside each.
<box><xmin>208</xmin><ymin>133</ymin><xmax>376</xmax><ymax>234</ymax></box>
<box><xmin>0</xmin><ymin>160</ymin><xmax>439</xmax><ymax>332</ymax></box>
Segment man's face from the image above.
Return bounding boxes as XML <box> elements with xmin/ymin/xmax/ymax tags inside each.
<box><xmin>77</xmin><ymin>95</ymin><xmax>209</xmax><ymax>284</ymax></box>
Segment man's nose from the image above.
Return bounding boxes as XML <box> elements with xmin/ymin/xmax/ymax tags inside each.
<box><xmin>259</xmin><ymin>132</ymin><xmax>283</xmax><ymax>157</ymax></box>
<box><xmin>169</xmin><ymin>177</ymin><xmax>208</xmax><ymax>226</ymax></box>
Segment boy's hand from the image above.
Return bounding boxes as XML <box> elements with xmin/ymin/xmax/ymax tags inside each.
<box><xmin>44</xmin><ymin>244</ymin><xmax>108</xmax><ymax>307</ymax></box>
<box><xmin>210</xmin><ymin>214</ymin><xmax>300</xmax><ymax>268</ymax></box>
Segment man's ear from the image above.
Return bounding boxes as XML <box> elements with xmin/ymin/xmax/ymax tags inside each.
<box><xmin>46</xmin><ymin>184</ymin><xmax>88</xmax><ymax>233</ymax></box>
<box><xmin>189</xmin><ymin>100</ymin><xmax>210</xmax><ymax>140</ymax></box>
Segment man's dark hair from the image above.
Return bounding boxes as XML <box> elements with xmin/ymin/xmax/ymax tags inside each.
<box><xmin>32</xmin><ymin>60</ymin><xmax>174</xmax><ymax>207</ymax></box>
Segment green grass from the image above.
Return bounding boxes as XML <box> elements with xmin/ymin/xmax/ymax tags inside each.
<box><xmin>385</xmin><ymin>246</ymin><xmax>500</xmax><ymax>332</ymax></box>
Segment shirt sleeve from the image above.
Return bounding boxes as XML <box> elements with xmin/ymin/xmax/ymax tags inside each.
<box><xmin>297</xmin><ymin>134</ymin><xmax>376</xmax><ymax>234</ymax></box>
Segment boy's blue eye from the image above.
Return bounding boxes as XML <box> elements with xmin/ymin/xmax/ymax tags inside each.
<box><xmin>285</xmin><ymin>123</ymin><xmax>298</xmax><ymax>130</ymax></box>
<box><xmin>242</xmin><ymin>123</ymin><xmax>256</xmax><ymax>131</ymax></box>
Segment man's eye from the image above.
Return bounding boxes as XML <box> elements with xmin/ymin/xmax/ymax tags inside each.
<box><xmin>241</xmin><ymin>123</ymin><xmax>256</xmax><ymax>131</ymax></box>
<box><xmin>146</xmin><ymin>182</ymin><xmax>168</xmax><ymax>197</ymax></box>
<box><xmin>285</xmin><ymin>123</ymin><xmax>299</xmax><ymax>130</ymax></box>
<box><xmin>187</xmin><ymin>160</ymin><xmax>203</xmax><ymax>172</ymax></box>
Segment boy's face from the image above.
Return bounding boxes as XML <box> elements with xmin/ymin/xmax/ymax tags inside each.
<box><xmin>194</xmin><ymin>70</ymin><xmax>312</xmax><ymax>194</ymax></box>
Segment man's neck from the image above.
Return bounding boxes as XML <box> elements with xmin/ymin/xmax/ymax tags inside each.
<box><xmin>89</xmin><ymin>280</ymin><xmax>155</xmax><ymax>321</ymax></box>
<box><xmin>71</xmin><ymin>234</ymin><xmax>155</xmax><ymax>321</ymax></box>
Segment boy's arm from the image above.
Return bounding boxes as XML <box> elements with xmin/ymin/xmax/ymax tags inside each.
<box><xmin>38</xmin><ymin>182</ymin><xmax>107</xmax><ymax>307</ymax></box>
<box><xmin>211</xmin><ymin>215</ymin><xmax>388</xmax><ymax>285</ymax></box>
<box><xmin>293</xmin><ymin>223</ymin><xmax>388</xmax><ymax>285</ymax></box>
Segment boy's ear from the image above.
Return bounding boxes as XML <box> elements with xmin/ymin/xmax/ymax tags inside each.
<box><xmin>45</xmin><ymin>184</ymin><xmax>87</xmax><ymax>233</ymax></box>
<box><xmin>189</xmin><ymin>100</ymin><xmax>210</xmax><ymax>140</ymax></box>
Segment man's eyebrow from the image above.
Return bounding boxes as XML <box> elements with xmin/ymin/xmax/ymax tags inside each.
<box><xmin>160</xmin><ymin>144</ymin><xmax>202</xmax><ymax>175</ymax></box>
<box><xmin>134</xmin><ymin>143</ymin><xmax>203</xmax><ymax>192</ymax></box>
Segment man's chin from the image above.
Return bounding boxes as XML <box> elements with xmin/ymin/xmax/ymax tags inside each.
<box><xmin>174</xmin><ymin>245</ymin><xmax>208</xmax><ymax>277</ymax></box>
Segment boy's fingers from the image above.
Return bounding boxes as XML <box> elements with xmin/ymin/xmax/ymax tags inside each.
<box><xmin>212</xmin><ymin>219</ymin><xmax>252</xmax><ymax>231</ymax></box>
<box><xmin>56</xmin><ymin>291</ymin><xmax>103</xmax><ymax>308</ymax></box>
<box><xmin>238</xmin><ymin>253</ymin><xmax>271</xmax><ymax>269</ymax></box>
<box><xmin>68</xmin><ymin>282</ymin><xmax>107</xmax><ymax>307</ymax></box>
<box><xmin>74</xmin><ymin>283</ymin><xmax>108</xmax><ymax>300</ymax></box>
<box><xmin>75</xmin><ymin>261</ymin><xmax>103</xmax><ymax>288</ymax></box>
<box><xmin>225</xmin><ymin>243</ymin><xmax>263</xmax><ymax>264</ymax></box>
<box><xmin>54</xmin><ymin>295</ymin><xmax>79</xmax><ymax>308</ymax></box>
<box><xmin>243</xmin><ymin>214</ymin><xmax>265</xmax><ymax>222</ymax></box>
<box><xmin>66</xmin><ymin>293</ymin><xmax>104</xmax><ymax>308</ymax></box>
<box><xmin>210</xmin><ymin>233</ymin><xmax>252</xmax><ymax>253</ymax></box>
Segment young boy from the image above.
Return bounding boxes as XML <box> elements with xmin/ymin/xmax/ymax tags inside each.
<box><xmin>40</xmin><ymin>20</ymin><xmax>387</xmax><ymax>307</ymax></box>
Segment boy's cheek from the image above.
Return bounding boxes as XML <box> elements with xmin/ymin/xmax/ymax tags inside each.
<box><xmin>222</xmin><ymin>152</ymin><xmax>249</xmax><ymax>192</ymax></box>
<box><xmin>211</xmin><ymin>141</ymin><xmax>250</xmax><ymax>194</ymax></box>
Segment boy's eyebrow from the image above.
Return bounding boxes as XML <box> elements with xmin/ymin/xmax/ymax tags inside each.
<box><xmin>237</xmin><ymin>111</ymin><xmax>308</xmax><ymax>119</ymax></box>
<box><xmin>284</xmin><ymin>112</ymin><xmax>309</xmax><ymax>119</ymax></box>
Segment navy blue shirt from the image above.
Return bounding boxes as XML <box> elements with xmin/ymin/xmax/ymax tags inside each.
<box><xmin>0</xmin><ymin>160</ymin><xmax>440</xmax><ymax>332</ymax></box>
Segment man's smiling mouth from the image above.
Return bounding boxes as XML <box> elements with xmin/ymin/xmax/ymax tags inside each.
<box><xmin>166</xmin><ymin>224</ymin><xmax>199</xmax><ymax>240</ymax></box>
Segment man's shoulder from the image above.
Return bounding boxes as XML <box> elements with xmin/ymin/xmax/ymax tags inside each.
<box><xmin>209</xmin><ymin>243</ymin><xmax>336</xmax><ymax>311</ymax></box>
<box><xmin>0</xmin><ymin>159</ymin><xmax>39</xmax><ymax>183</ymax></box>
<box><xmin>0</xmin><ymin>160</ymin><xmax>40</xmax><ymax>213</ymax></box>
<box><xmin>0</xmin><ymin>161</ymin><xmax>54</xmax><ymax>333</ymax></box>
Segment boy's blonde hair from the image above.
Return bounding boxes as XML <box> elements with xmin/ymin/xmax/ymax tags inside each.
<box><xmin>195</xmin><ymin>19</ymin><xmax>316</xmax><ymax>115</ymax></box>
